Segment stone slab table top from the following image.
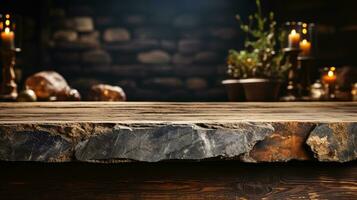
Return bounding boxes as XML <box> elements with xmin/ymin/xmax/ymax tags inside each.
<box><xmin>0</xmin><ymin>102</ymin><xmax>356</xmax><ymax>163</ymax></box>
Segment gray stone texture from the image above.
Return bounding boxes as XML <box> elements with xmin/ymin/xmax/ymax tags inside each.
<box><xmin>0</xmin><ymin>130</ymin><xmax>72</xmax><ymax>162</ymax></box>
<box><xmin>75</xmin><ymin>124</ymin><xmax>274</xmax><ymax>162</ymax></box>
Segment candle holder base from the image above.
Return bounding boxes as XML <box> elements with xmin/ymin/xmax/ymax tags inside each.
<box><xmin>0</xmin><ymin>93</ymin><xmax>18</xmax><ymax>102</ymax></box>
<box><xmin>282</xmin><ymin>48</ymin><xmax>301</xmax><ymax>101</ymax></box>
<box><xmin>298</xmin><ymin>56</ymin><xmax>315</xmax><ymax>97</ymax></box>
<box><xmin>0</xmin><ymin>48</ymin><xmax>20</xmax><ymax>102</ymax></box>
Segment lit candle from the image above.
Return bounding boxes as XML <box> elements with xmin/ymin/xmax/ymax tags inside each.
<box><xmin>288</xmin><ymin>29</ymin><xmax>301</xmax><ymax>48</ymax></box>
<box><xmin>299</xmin><ymin>39</ymin><xmax>311</xmax><ymax>56</ymax></box>
<box><xmin>1</xmin><ymin>27</ymin><xmax>15</xmax><ymax>50</ymax></box>
<box><xmin>322</xmin><ymin>67</ymin><xmax>337</xmax><ymax>84</ymax></box>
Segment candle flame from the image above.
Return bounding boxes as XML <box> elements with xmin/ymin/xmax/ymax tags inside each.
<box><xmin>328</xmin><ymin>70</ymin><xmax>334</xmax><ymax>77</ymax></box>
<box><xmin>302</xmin><ymin>28</ymin><xmax>307</xmax><ymax>34</ymax></box>
<box><xmin>4</xmin><ymin>27</ymin><xmax>10</xmax><ymax>33</ymax></box>
<box><xmin>301</xmin><ymin>39</ymin><xmax>308</xmax><ymax>44</ymax></box>
<box><xmin>5</xmin><ymin>14</ymin><xmax>10</xmax><ymax>19</ymax></box>
<box><xmin>291</xmin><ymin>29</ymin><xmax>297</xmax><ymax>35</ymax></box>
<box><xmin>5</xmin><ymin>20</ymin><xmax>10</xmax><ymax>26</ymax></box>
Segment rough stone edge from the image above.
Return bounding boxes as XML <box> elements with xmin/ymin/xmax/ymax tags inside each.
<box><xmin>0</xmin><ymin>122</ymin><xmax>356</xmax><ymax>163</ymax></box>
<box><xmin>306</xmin><ymin>122</ymin><xmax>357</xmax><ymax>163</ymax></box>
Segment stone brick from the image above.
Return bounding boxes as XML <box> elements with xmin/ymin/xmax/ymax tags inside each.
<box><xmin>111</xmin><ymin>65</ymin><xmax>172</xmax><ymax>78</ymax></box>
<box><xmin>103</xmin><ymin>28</ymin><xmax>131</xmax><ymax>42</ymax></box>
<box><xmin>83</xmin><ymin>65</ymin><xmax>112</xmax><ymax>74</ymax></box>
<box><xmin>82</xmin><ymin>49</ymin><xmax>112</xmax><ymax>65</ymax></box>
<box><xmin>147</xmin><ymin>65</ymin><xmax>173</xmax><ymax>76</ymax></box>
<box><xmin>217</xmin><ymin>64</ymin><xmax>228</xmax><ymax>75</ymax></box>
<box><xmin>95</xmin><ymin>16</ymin><xmax>114</xmax><ymax>27</ymax></box>
<box><xmin>117</xmin><ymin>79</ymin><xmax>137</xmax><ymax>89</ymax></box>
<box><xmin>111</xmin><ymin>65</ymin><xmax>148</xmax><ymax>77</ymax></box>
<box><xmin>133</xmin><ymin>27</ymin><xmax>174</xmax><ymax>39</ymax></box>
<box><xmin>178</xmin><ymin>39</ymin><xmax>201</xmax><ymax>54</ymax></box>
<box><xmin>173</xmin><ymin>14</ymin><xmax>200</xmax><ymax>28</ymax></box>
<box><xmin>68</xmin><ymin>5</ymin><xmax>94</xmax><ymax>16</ymax></box>
<box><xmin>172</xmin><ymin>54</ymin><xmax>194</xmax><ymax>65</ymax></box>
<box><xmin>179</xmin><ymin>29</ymin><xmax>204</xmax><ymax>39</ymax></box>
<box><xmin>137</xmin><ymin>50</ymin><xmax>171</xmax><ymax>64</ymax></box>
<box><xmin>194</xmin><ymin>88</ymin><xmax>226</xmax><ymax>101</ymax></box>
<box><xmin>186</xmin><ymin>78</ymin><xmax>208</xmax><ymax>91</ymax></box>
<box><xmin>205</xmin><ymin>40</ymin><xmax>232</xmax><ymax>51</ymax></box>
<box><xmin>105</xmin><ymin>39</ymin><xmax>160</xmax><ymax>52</ymax></box>
<box><xmin>69</xmin><ymin>78</ymin><xmax>101</xmax><ymax>90</ymax></box>
<box><xmin>56</xmin><ymin>65</ymin><xmax>82</xmax><ymax>77</ymax></box>
<box><xmin>111</xmin><ymin>53</ymin><xmax>137</xmax><ymax>64</ymax></box>
<box><xmin>53</xmin><ymin>40</ymin><xmax>100</xmax><ymax>50</ymax></box>
<box><xmin>53</xmin><ymin>30</ymin><xmax>78</xmax><ymax>42</ymax></box>
<box><xmin>78</xmin><ymin>31</ymin><xmax>100</xmax><ymax>46</ymax></box>
<box><xmin>73</xmin><ymin>17</ymin><xmax>94</xmax><ymax>32</ymax></box>
<box><xmin>123</xmin><ymin>15</ymin><xmax>146</xmax><ymax>26</ymax></box>
<box><xmin>209</xmin><ymin>27</ymin><xmax>238</xmax><ymax>40</ymax></box>
<box><xmin>167</xmin><ymin>89</ymin><xmax>191</xmax><ymax>101</ymax></box>
<box><xmin>161</xmin><ymin>40</ymin><xmax>177</xmax><ymax>52</ymax></box>
<box><xmin>143</xmin><ymin>77</ymin><xmax>184</xmax><ymax>89</ymax></box>
<box><xmin>174</xmin><ymin>65</ymin><xmax>217</xmax><ymax>77</ymax></box>
<box><xmin>194</xmin><ymin>51</ymin><xmax>221</xmax><ymax>64</ymax></box>
<box><xmin>133</xmin><ymin>89</ymin><xmax>162</xmax><ymax>101</ymax></box>
<box><xmin>52</xmin><ymin>52</ymin><xmax>80</xmax><ymax>63</ymax></box>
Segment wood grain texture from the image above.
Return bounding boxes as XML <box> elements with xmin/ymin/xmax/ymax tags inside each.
<box><xmin>0</xmin><ymin>162</ymin><xmax>356</xmax><ymax>200</ymax></box>
<box><xmin>0</xmin><ymin>102</ymin><xmax>356</xmax><ymax>123</ymax></box>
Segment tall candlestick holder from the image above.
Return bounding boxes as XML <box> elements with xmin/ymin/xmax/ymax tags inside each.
<box><xmin>0</xmin><ymin>47</ymin><xmax>20</xmax><ymax>101</ymax></box>
<box><xmin>281</xmin><ymin>47</ymin><xmax>301</xmax><ymax>101</ymax></box>
<box><xmin>324</xmin><ymin>82</ymin><xmax>336</xmax><ymax>100</ymax></box>
<box><xmin>297</xmin><ymin>56</ymin><xmax>314</xmax><ymax>98</ymax></box>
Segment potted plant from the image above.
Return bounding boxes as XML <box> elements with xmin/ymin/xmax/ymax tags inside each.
<box><xmin>223</xmin><ymin>0</ymin><xmax>290</xmax><ymax>102</ymax></box>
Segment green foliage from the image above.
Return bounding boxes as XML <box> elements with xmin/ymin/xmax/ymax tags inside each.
<box><xmin>227</xmin><ymin>0</ymin><xmax>290</xmax><ymax>79</ymax></box>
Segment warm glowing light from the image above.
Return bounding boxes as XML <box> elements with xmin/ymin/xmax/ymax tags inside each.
<box><xmin>299</xmin><ymin>39</ymin><xmax>311</xmax><ymax>56</ymax></box>
<box><xmin>328</xmin><ymin>70</ymin><xmax>334</xmax><ymax>77</ymax></box>
<box><xmin>322</xmin><ymin>67</ymin><xmax>337</xmax><ymax>84</ymax></box>
<box><xmin>302</xmin><ymin>23</ymin><xmax>308</xmax><ymax>28</ymax></box>
<box><xmin>5</xmin><ymin>20</ymin><xmax>10</xmax><ymax>26</ymax></box>
<box><xmin>5</xmin><ymin>14</ymin><xmax>10</xmax><ymax>19</ymax></box>
<box><xmin>301</xmin><ymin>39</ymin><xmax>308</xmax><ymax>45</ymax></box>
<box><xmin>288</xmin><ymin>29</ymin><xmax>301</xmax><ymax>48</ymax></box>
<box><xmin>302</xmin><ymin>28</ymin><xmax>307</xmax><ymax>34</ymax></box>
<box><xmin>0</xmin><ymin>22</ymin><xmax>3</xmax><ymax>30</ymax></box>
<box><xmin>4</xmin><ymin>27</ymin><xmax>10</xmax><ymax>33</ymax></box>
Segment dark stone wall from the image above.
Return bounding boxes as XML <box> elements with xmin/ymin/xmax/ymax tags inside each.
<box><xmin>40</xmin><ymin>0</ymin><xmax>249</xmax><ymax>101</ymax></box>
<box><xmin>1</xmin><ymin>0</ymin><xmax>357</xmax><ymax>101</ymax></box>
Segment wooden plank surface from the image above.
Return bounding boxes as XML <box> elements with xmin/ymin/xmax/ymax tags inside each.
<box><xmin>1</xmin><ymin>162</ymin><xmax>356</xmax><ymax>200</ymax></box>
<box><xmin>0</xmin><ymin>102</ymin><xmax>356</xmax><ymax>123</ymax></box>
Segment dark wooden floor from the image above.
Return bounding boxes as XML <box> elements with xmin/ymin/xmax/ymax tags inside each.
<box><xmin>0</xmin><ymin>162</ymin><xmax>356</xmax><ymax>200</ymax></box>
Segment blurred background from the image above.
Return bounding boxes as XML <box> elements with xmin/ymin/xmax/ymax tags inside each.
<box><xmin>0</xmin><ymin>0</ymin><xmax>356</xmax><ymax>101</ymax></box>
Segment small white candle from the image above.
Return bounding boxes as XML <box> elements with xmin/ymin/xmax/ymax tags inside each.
<box><xmin>1</xmin><ymin>27</ymin><xmax>15</xmax><ymax>50</ymax></box>
<box><xmin>288</xmin><ymin>29</ymin><xmax>301</xmax><ymax>48</ymax></box>
<box><xmin>299</xmin><ymin>39</ymin><xmax>311</xmax><ymax>56</ymax></box>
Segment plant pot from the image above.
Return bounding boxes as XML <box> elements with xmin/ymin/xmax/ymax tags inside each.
<box><xmin>239</xmin><ymin>78</ymin><xmax>282</xmax><ymax>102</ymax></box>
<box><xmin>222</xmin><ymin>79</ymin><xmax>245</xmax><ymax>102</ymax></box>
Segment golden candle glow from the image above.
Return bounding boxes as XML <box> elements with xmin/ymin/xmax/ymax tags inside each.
<box><xmin>299</xmin><ymin>39</ymin><xmax>311</xmax><ymax>56</ymax></box>
<box><xmin>322</xmin><ymin>67</ymin><xmax>337</xmax><ymax>84</ymax></box>
<box><xmin>1</xmin><ymin>27</ymin><xmax>15</xmax><ymax>49</ymax></box>
<box><xmin>288</xmin><ymin>29</ymin><xmax>301</xmax><ymax>48</ymax></box>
